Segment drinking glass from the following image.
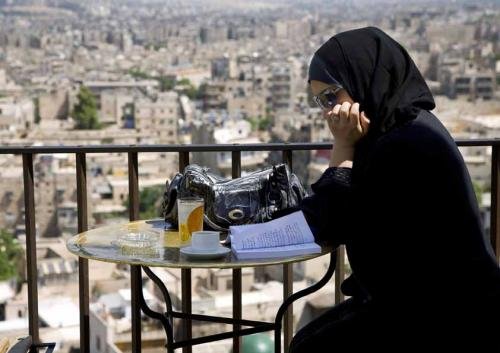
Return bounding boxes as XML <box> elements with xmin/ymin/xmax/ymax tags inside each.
<box><xmin>177</xmin><ymin>197</ymin><xmax>204</xmax><ymax>244</ymax></box>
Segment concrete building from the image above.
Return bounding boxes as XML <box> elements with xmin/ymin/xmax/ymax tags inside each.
<box><xmin>274</xmin><ymin>19</ymin><xmax>312</xmax><ymax>40</ymax></box>
<box><xmin>0</xmin><ymin>69</ymin><xmax>23</xmax><ymax>95</ymax></box>
<box><xmin>426</xmin><ymin>22</ymin><xmax>476</xmax><ymax>47</ymax></box>
<box><xmin>439</xmin><ymin>57</ymin><xmax>497</xmax><ymax>101</ymax></box>
<box><xmin>202</xmin><ymin>81</ymin><xmax>226</xmax><ymax>110</ymax></box>
<box><xmin>100</xmin><ymin>91</ymin><xmax>134</xmax><ymax>126</ymax></box>
<box><xmin>81</xmin><ymin>80</ymin><xmax>159</xmax><ymax>118</ymax></box>
<box><xmin>0</xmin><ymin>280</ymin><xmax>17</xmax><ymax>322</ymax></box>
<box><xmin>0</xmin><ymin>157</ymin><xmax>24</xmax><ymax>234</ymax></box>
<box><xmin>134</xmin><ymin>91</ymin><xmax>180</xmax><ymax>144</ymax></box>
<box><xmin>269</xmin><ymin>59</ymin><xmax>302</xmax><ymax>111</ymax></box>
<box><xmin>0</xmin><ymin>241</ymin><xmax>120</xmax><ymax>348</ymax></box>
<box><xmin>166</xmin><ymin>66</ymin><xmax>211</xmax><ymax>88</ymax></box>
<box><xmin>202</xmin><ymin>79</ymin><xmax>260</xmax><ymax>114</ymax></box>
<box><xmin>38</xmin><ymin>88</ymin><xmax>70</xmax><ymax>121</ymax></box>
<box><xmin>211</xmin><ymin>55</ymin><xmax>237</xmax><ymax>79</ymax></box>
<box><xmin>450</xmin><ymin>71</ymin><xmax>496</xmax><ymax>100</ymax></box>
<box><xmin>23</xmin><ymin>237</ymin><xmax>78</xmax><ymax>289</ymax></box>
<box><xmin>191</xmin><ymin>118</ymin><xmax>269</xmax><ymax>177</ymax></box>
<box><xmin>200</xmin><ymin>26</ymin><xmax>228</xmax><ymax>44</ymax></box>
<box><xmin>207</xmin><ymin>268</ymin><xmax>254</xmax><ymax>292</ymax></box>
<box><xmin>457</xmin><ymin>115</ymin><xmax>500</xmax><ymax>189</ymax></box>
<box><xmin>0</xmin><ymin>96</ymin><xmax>34</xmax><ymax>135</ymax></box>
<box><xmin>227</xmin><ymin>93</ymin><xmax>266</xmax><ymax>119</ymax></box>
<box><xmin>90</xmin><ymin>288</ymin><xmax>160</xmax><ymax>353</ymax></box>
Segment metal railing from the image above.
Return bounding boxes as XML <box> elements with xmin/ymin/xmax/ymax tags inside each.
<box><xmin>1</xmin><ymin>139</ymin><xmax>499</xmax><ymax>353</ymax></box>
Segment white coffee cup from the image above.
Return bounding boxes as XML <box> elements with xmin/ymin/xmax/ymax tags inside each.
<box><xmin>191</xmin><ymin>231</ymin><xmax>220</xmax><ymax>251</ymax></box>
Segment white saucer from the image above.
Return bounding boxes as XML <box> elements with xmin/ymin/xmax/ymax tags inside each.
<box><xmin>180</xmin><ymin>246</ymin><xmax>231</xmax><ymax>260</ymax></box>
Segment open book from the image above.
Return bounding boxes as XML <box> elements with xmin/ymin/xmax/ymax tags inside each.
<box><xmin>229</xmin><ymin>211</ymin><xmax>321</xmax><ymax>260</ymax></box>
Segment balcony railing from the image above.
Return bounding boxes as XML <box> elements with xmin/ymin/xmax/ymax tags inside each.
<box><xmin>1</xmin><ymin>139</ymin><xmax>499</xmax><ymax>353</ymax></box>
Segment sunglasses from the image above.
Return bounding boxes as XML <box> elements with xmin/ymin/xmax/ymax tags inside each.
<box><xmin>312</xmin><ymin>85</ymin><xmax>343</xmax><ymax>111</ymax></box>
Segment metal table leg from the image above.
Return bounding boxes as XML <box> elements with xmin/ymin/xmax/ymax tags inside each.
<box><xmin>139</xmin><ymin>251</ymin><xmax>336</xmax><ymax>353</ymax></box>
<box><xmin>274</xmin><ymin>251</ymin><xmax>337</xmax><ymax>353</ymax></box>
<box><xmin>138</xmin><ymin>266</ymin><xmax>175</xmax><ymax>353</ymax></box>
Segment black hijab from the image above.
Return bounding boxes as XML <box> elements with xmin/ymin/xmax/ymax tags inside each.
<box><xmin>310</xmin><ymin>27</ymin><xmax>435</xmax><ymax>174</ymax></box>
<box><xmin>311</xmin><ymin>26</ymin><xmax>435</xmax><ymax>135</ymax></box>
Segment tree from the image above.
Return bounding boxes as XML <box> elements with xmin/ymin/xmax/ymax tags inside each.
<box><xmin>73</xmin><ymin>86</ymin><xmax>101</xmax><ymax>129</ymax></box>
<box><xmin>139</xmin><ymin>186</ymin><xmax>165</xmax><ymax>219</ymax></box>
<box><xmin>129</xmin><ymin>68</ymin><xmax>150</xmax><ymax>80</ymax></box>
<box><xmin>176</xmin><ymin>78</ymin><xmax>198</xmax><ymax>99</ymax></box>
<box><xmin>158</xmin><ymin>76</ymin><xmax>176</xmax><ymax>92</ymax></box>
<box><xmin>119</xmin><ymin>186</ymin><xmax>164</xmax><ymax>219</ymax></box>
<box><xmin>128</xmin><ymin>67</ymin><xmax>176</xmax><ymax>92</ymax></box>
<box><xmin>0</xmin><ymin>230</ymin><xmax>22</xmax><ymax>281</ymax></box>
<box><xmin>196</xmin><ymin>83</ymin><xmax>208</xmax><ymax>100</ymax></box>
<box><xmin>246</xmin><ymin>116</ymin><xmax>273</xmax><ymax>132</ymax></box>
<box><xmin>258</xmin><ymin>115</ymin><xmax>273</xmax><ymax>131</ymax></box>
<box><xmin>247</xmin><ymin>117</ymin><xmax>259</xmax><ymax>131</ymax></box>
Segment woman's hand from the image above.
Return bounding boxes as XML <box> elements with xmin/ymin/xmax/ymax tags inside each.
<box><xmin>324</xmin><ymin>102</ymin><xmax>370</xmax><ymax>148</ymax></box>
<box><xmin>324</xmin><ymin>102</ymin><xmax>371</xmax><ymax>168</ymax></box>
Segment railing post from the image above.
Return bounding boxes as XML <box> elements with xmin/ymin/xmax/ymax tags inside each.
<box><xmin>282</xmin><ymin>150</ymin><xmax>293</xmax><ymax>353</ymax></box>
<box><xmin>231</xmin><ymin>151</ymin><xmax>242</xmax><ymax>353</ymax></box>
<box><xmin>76</xmin><ymin>153</ymin><xmax>90</xmax><ymax>353</ymax></box>
<box><xmin>128</xmin><ymin>152</ymin><xmax>141</xmax><ymax>353</ymax></box>
<box><xmin>491</xmin><ymin>145</ymin><xmax>500</xmax><ymax>261</ymax></box>
<box><xmin>179</xmin><ymin>151</ymin><xmax>192</xmax><ymax>353</ymax></box>
<box><xmin>22</xmin><ymin>153</ymin><xmax>39</xmax><ymax>353</ymax></box>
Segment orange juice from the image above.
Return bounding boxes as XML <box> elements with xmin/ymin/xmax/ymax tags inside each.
<box><xmin>177</xmin><ymin>197</ymin><xmax>204</xmax><ymax>245</ymax></box>
<box><xmin>163</xmin><ymin>230</ymin><xmax>181</xmax><ymax>248</ymax></box>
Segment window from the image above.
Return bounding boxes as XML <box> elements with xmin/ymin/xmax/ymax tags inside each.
<box><xmin>226</xmin><ymin>279</ymin><xmax>233</xmax><ymax>290</ymax></box>
<box><xmin>96</xmin><ymin>336</ymin><xmax>101</xmax><ymax>351</ymax></box>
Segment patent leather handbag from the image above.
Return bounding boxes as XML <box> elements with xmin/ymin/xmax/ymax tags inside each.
<box><xmin>162</xmin><ymin>164</ymin><xmax>307</xmax><ymax>231</ymax></box>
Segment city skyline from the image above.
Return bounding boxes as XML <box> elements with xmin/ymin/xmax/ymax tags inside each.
<box><xmin>0</xmin><ymin>0</ymin><xmax>499</xmax><ymax>352</ymax></box>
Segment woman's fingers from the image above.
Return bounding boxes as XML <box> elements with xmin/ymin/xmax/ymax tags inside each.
<box><xmin>323</xmin><ymin>103</ymin><xmax>370</xmax><ymax>140</ymax></box>
<box><xmin>331</xmin><ymin>104</ymin><xmax>342</xmax><ymax>120</ymax></box>
<box><xmin>339</xmin><ymin>102</ymin><xmax>351</xmax><ymax>123</ymax></box>
<box><xmin>322</xmin><ymin>109</ymin><xmax>334</xmax><ymax>129</ymax></box>
<box><xmin>360</xmin><ymin>111</ymin><xmax>371</xmax><ymax>134</ymax></box>
<box><xmin>349</xmin><ymin>102</ymin><xmax>360</xmax><ymax>127</ymax></box>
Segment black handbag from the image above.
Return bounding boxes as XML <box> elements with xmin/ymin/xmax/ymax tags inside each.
<box><xmin>162</xmin><ymin>164</ymin><xmax>308</xmax><ymax>231</ymax></box>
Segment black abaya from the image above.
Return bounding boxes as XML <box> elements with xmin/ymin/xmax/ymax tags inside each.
<box><xmin>291</xmin><ymin>27</ymin><xmax>500</xmax><ymax>351</ymax></box>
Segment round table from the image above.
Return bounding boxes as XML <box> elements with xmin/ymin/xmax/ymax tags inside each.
<box><xmin>66</xmin><ymin>219</ymin><xmax>336</xmax><ymax>353</ymax></box>
<box><xmin>67</xmin><ymin>219</ymin><xmax>332</xmax><ymax>268</ymax></box>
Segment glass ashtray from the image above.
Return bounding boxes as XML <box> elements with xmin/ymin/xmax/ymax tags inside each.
<box><xmin>115</xmin><ymin>232</ymin><xmax>159</xmax><ymax>248</ymax></box>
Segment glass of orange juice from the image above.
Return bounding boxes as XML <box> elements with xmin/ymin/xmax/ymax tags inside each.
<box><xmin>177</xmin><ymin>197</ymin><xmax>204</xmax><ymax>245</ymax></box>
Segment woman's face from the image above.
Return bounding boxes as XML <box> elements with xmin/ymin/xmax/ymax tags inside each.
<box><xmin>310</xmin><ymin>80</ymin><xmax>354</xmax><ymax>109</ymax></box>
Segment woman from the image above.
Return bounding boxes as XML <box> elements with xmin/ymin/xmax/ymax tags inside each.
<box><xmin>290</xmin><ymin>27</ymin><xmax>500</xmax><ymax>351</ymax></box>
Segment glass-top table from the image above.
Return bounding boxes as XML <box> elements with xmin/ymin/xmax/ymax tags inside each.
<box><xmin>66</xmin><ymin>219</ymin><xmax>336</xmax><ymax>353</ymax></box>
<box><xmin>66</xmin><ymin>219</ymin><xmax>332</xmax><ymax>269</ymax></box>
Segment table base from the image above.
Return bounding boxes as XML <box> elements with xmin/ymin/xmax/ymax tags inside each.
<box><xmin>137</xmin><ymin>251</ymin><xmax>336</xmax><ymax>353</ymax></box>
